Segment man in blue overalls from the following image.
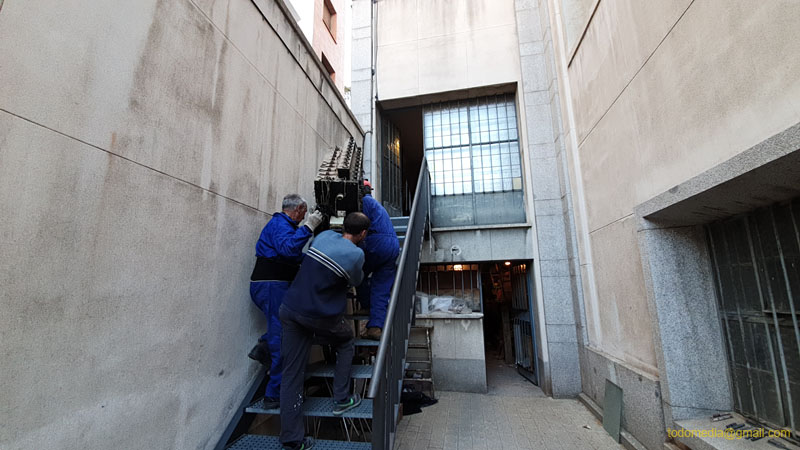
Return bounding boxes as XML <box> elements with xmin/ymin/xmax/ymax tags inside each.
<box><xmin>358</xmin><ymin>181</ymin><xmax>400</xmax><ymax>340</ymax></box>
<box><xmin>248</xmin><ymin>194</ymin><xmax>324</xmax><ymax>409</ymax></box>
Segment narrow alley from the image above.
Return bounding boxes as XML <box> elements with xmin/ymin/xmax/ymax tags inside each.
<box><xmin>394</xmin><ymin>361</ymin><xmax>622</xmax><ymax>450</ymax></box>
<box><xmin>2</xmin><ymin>0</ymin><xmax>799</xmax><ymax>449</ymax></box>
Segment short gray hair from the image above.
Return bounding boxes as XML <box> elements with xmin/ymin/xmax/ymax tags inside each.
<box><xmin>282</xmin><ymin>194</ymin><xmax>307</xmax><ymax>211</ymax></box>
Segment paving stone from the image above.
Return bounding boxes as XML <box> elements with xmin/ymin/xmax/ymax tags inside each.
<box><xmin>394</xmin><ymin>366</ymin><xmax>623</xmax><ymax>450</ymax></box>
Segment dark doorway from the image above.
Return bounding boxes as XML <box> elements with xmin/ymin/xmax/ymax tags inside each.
<box><xmin>380</xmin><ymin>106</ymin><xmax>423</xmax><ymax>216</ymax></box>
<box><xmin>481</xmin><ymin>261</ymin><xmax>538</xmax><ymax>386</ymax></box>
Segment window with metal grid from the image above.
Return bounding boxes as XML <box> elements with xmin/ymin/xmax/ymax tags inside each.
<box><xmin>423</xmin><ymin>94</ymin><xmax>525</xmax><ymax>227</ymax></box>
<box><xmin>706</xmin><ymin>198</ymin><xmax>800</xmax><ymax>439</ymax></box>
<box><xmin>380</xmin><ymin>117</ymin><xmax>402</xmax><ymax>216</ymax></box>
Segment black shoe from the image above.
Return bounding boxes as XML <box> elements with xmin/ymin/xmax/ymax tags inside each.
<box><xmin>248</xmin><ymin>340</ymin><xmax>271</xmax><ymax>366</ymax></box>
<box><xmin>262</xmin><ymin>396</ymin><xmax>280</xmax><ymax>410</ymax></box>
<box><xmin>333</xmin><ymin>393</ymin><xmax>362</xmax><ymax>415</ymax></box>
<box><xmin>282</xmin><ymin>436</ymin><xmax>314</xmax><ymax>450</ymax></box>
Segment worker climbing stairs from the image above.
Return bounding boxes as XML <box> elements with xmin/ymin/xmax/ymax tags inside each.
<box><xmin>226</xmin><ymin>158</ymin><xmax>431</xmax><ymax>449</ymax></box>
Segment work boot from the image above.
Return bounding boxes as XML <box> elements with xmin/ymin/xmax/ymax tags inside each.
<box><xmin>333</xmin><ymin>394</ymin><xmax>362</xmax><ymax>415</ymax></box>
<box><xmin>247</xmin><ymin>340</ymin><xmax>271</xmax><ymax>366</ymax></box>
<box><xmin>363</xmin><ymin>327</ymin><xmax>382</xmax><ymax>341</ymax></box>
<box><xmin>262</xmin><ymin>396</ymin><xmax>280</xmax><ymax>410</ymax></box>
<box><xmin>282</xmin><ymin>436</ymin><xmax>314</xmax><ymax>450</ymax></box>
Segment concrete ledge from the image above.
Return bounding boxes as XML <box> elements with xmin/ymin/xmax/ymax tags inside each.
<box><xmin>578</xmin><ymin>393</ymin><xmax>649</xmax><ymax>450</ymax></box>
<box><xmin>635</xmin><ymin>123</ymin><xmax>800</xmax><ymax>225</ymax></box>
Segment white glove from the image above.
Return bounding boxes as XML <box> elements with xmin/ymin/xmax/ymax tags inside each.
<box><xmin>305</xmin><ymin>210</ymin><xmax>325</xmax><ymax>231</ymax></box>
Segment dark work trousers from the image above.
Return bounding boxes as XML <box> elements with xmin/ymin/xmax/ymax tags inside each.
<box><xmin>279</xmin><ymin>304</ymin><xmax>354</xmax><ymax>446</ymax></box>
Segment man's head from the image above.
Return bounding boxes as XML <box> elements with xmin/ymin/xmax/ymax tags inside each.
<box><xmin>342</xmin><ymin>212</ymin><xmax>370</xmax><ymax>244</ymax></box>
<box><xmin>282</xmin><ymin>194</ymin><xmax>308</xmax><ymax>223</ymax></box>
<box><xmin>361</xmin><ymin>179</ymin><xmax>373</xmax><ymax>196</ymax></box>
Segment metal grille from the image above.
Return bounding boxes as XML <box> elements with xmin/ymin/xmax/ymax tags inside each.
<box><xmin>423</xmin><ymin>94</ymin><xmax>525</xmax><ymax>227</ymax></box>
<box><xmin>417</xmin><ymin>264</ymin><xmax>481</xmax><ymax>312</ymax></box>
<box><xmin>380</xmin><ymin>117</ymin><xmax>402</xmax><ymax>216</ymax></box>
<box><xmin>513</xmin><ymin>313</ymin><xmax>537</xmax><ymax>378</ymax></box>
<box><xmin>707</xmin><ymin>198</ymin><xmax>800</xmax><ymax>438</ymax></box>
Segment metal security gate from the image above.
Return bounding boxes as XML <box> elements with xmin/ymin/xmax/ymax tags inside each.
<box><xmin>511</xmin><ymin>263</ymin><xmax>537</xmax><ymax>384</ymax></box>
<box><xmin>380</xmin><ymin>117</ymin><xmax>402</xmax><ymax>216</ymax></box>
<box><xmin>706</xmin><ymin>198</ymin><xmax>800</xmax><ymax>439</ymax></box>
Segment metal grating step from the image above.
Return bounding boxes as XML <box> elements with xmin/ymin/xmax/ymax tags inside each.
<box><xmin>246</xmin><ymin>397</ymin><xmax>373</xmax><ymax>419</ymax></box>
<box><xmin>354</xmin><ymin>338</ymin><xmax>379</xmax><ymax>347</ymax></box>
<box><xmin>307</xmin><ymin>364</ymin><xmax>373</xmax><ymax>379</ymax></box>
<box><xmin>389</xmin><ymin>216</ymin><xmax>409</xmax><ymax>227</ymax></box>
<box><xmin>404</xmin><ymin>377</ymin><xmax>433</xmax><ymax>383</ymax></box>
<box><xmin>345</xmin><ymin>314</ymin><xmax>369</xmax><ymax>321</ymax></box>
<box><xmin>227</xmin><ymin>434</ymin><xmax>371</xmax><ymax>450</ymax></box>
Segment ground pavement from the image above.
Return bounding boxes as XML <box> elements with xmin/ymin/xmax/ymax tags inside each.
<box><xmin>393</xmin><ymin>359</ymin><xmax>623</xmax><ymax>450</ymax></box>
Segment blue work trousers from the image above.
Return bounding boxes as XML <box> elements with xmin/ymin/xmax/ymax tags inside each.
<box><xmin>250</xmin><ymin>280</ymin><xmax>288</xmax><ymax>398</ymax></box>
<box><xmin>357</xmin><ymin>236</ymin><xmax>399</xmax><ymax>329</ymax></box>
<box><xmin>279</xmin><ymin>305</ymin><xmax>354</xmax><ymax>446</ymax></box>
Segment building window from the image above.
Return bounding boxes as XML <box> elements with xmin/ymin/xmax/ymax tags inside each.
<box><xmin>321</xmin><ymin>53</ymin><xmax>335</xmax><ymax>83</ymax></box>
<box><xmin>322</xmin><ymin>0</ymin><xmax>337</xmax><ymax>41</ymax></box>
<box><xmin>423</xmin><ymin>94</ymin><xmax>525</xmax><ymax>227</ymax></box>
<box><xmin>707</xmin><ymin>198</ymin><xmax>800</xmax><ymax>437</ymax></box>
<box><xmin>417</xmin><ymin>264</ymin><xmax>481</xmax><ymax>313</ymax></box>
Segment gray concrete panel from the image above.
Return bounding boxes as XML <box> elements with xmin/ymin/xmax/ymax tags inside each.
<box><xmin>0</xmin><ymin>0</ymin><xmax>363</xmax><ymax>447</ymax></box>
<box><xmin>542</xmin><ymin>276</ymin><xmax>576</xmax><ymax>325</ymax></box>
<box><xmin>580</xmin><ymin>347</ymin><xmax>666</xmax><ymax>450</ymax></box>
<box><xmin>532</xmin><ymin>214</ymin><xmax>569</xmax><ymax>260</ymax></box>
<box><xmin>0</xmin><ymin>112</ymin><xmax>262</xmax><ymax>449</ymax></box>
<box><xmin>549</xmin><ymin>342</ymin><xmax>582</xmax><ymax>397</ymax></box>
<box><xmin>638</xmin><ymin>225</ymin><xmax>733</xmax><ymax>421</ymax></box>
<box><xmin>433</xmin><ymin>358</ymin><xmax>488</xmax><ymax>394</ymax></box>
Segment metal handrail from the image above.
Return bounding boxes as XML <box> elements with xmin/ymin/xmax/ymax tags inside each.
<box><xmin>369</xmin><ymin>158</ymin><xmax>430</xmax><ymax>450</ymax></box>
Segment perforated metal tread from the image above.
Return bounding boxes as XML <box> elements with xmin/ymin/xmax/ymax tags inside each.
<box><xmin>344</xmin><ymin>314</ymin><xmax>370</xmax><ymax>321</ymax></box>
<box><xmin>246</xmin><ymin>397</ymin><xmax>374</xmax><ymax>419</ymax></box>
<box><xmin>307</xmin><ymin>364</ymin><xmax>373</xmax><ymax>379</ymax></box>
<box><xmin>353</xmin><ymin>338</ymin><xmax>379</xmax><ymax>347</ymax></box>
<box><xmin>227</xmin><ymin>434</ymin><xmax>371</xmax><ymax>450</ymax></box>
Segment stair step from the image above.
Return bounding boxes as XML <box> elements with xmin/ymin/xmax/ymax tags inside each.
<box><xmin>389</xmin><ymin>216</ymin><xmax>409</xmax><ymax>227</ymax></box>
<box><xmin>354</xmin><ymin>338</ymin><xmax>379</xmax><ymax>347</ymax></box>
<box><xmin>404</xmin><ymin>377</ymin><xmax>433</xmax><ymax>383</ymax></box>
<box><xmin>227</xmin><ymin>434</ymin><xmax>371</xmax><ymax>450</ymax></box>
<box><xmin>307</xmin><ymin>364</ymin><xmax>373</xmax><ymax>379</ymax></box>
<box><xmin>407</xmin><ymin>343</ymin><xmax>428</xmax><ymax>349</ymax></box>
<box><xmin>345</xmin><ymin>314</ymin><xmax>369</xmax><ymax>321</ymax></box>
<box><xmin>406</xmin><ymin>360</ymin><xmax>431</xmax><ymax>370</ymax></box>
<box><xmin>246</xmin><ymin>397</ymin><xmax>373</xmax><ymax>419</ymax></box>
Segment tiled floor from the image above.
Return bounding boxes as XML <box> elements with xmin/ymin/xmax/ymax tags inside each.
<box><xmin>393</xmin><ymin>360</ymin><xmax>623</xmax><ymax>450</ymax></box>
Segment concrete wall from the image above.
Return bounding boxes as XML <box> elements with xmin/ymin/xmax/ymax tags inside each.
<box><xmin>375</xmin><ymin>0</ymin><xmax>522</xmax><ymax>101</ymax></box>
<box><xmin>542</xmin><ymin>0</ymin><xmax>800</xmax><ymax>447</ymax></box>
<box><xmin>416</xmin><ymin>315</ymin><xmax>487</xmax><ymax>393</ymax></box>
<box><xmin>0</xmin><ymin>0</ymin><xmax>362</xmax><ymax>448</ymax></box>
<box><xmin>563</xmin><ymin>0</ymin><xmax>800</xmax><ymax>376</ymax></box>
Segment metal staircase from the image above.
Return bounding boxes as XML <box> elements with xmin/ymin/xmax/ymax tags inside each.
<box><xmin>226</xmin><ymin>159</ymin><xmax>430</xmax><ymax>450</ymax></box>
